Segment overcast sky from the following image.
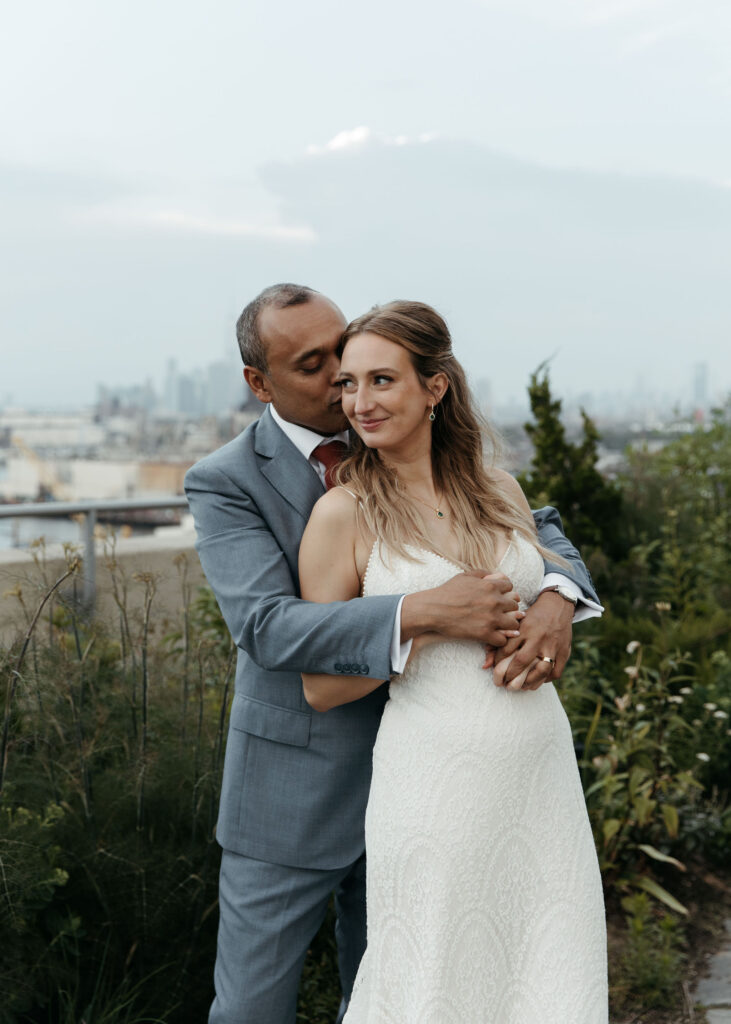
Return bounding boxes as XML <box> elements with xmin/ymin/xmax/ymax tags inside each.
<box><xmin>2</xmin><ymin>0</ymin><xmax>730</xmax><ymax>411</ymax></box>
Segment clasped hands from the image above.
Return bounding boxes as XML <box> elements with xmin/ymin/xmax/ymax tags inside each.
<box><xmin>434</xmin><ymin>569</ymin><xmax>574</xmax><ymax>691</ymax></box>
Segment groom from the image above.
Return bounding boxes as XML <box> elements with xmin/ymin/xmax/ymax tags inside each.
<box><xmin>184</xmin><ymin>283</ymin><xmax>601</xmax><ymax>1023</ymax></box>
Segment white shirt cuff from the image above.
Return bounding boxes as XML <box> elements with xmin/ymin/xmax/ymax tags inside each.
<box><xmin>540</xmin><ymin>573</ymin><xmax>604</xmax><ymax>623</ymax></box>
<box><xmin>390</xmin><ymin>596</ymin><xmax>413</xmax><ymax>674</ymax></box>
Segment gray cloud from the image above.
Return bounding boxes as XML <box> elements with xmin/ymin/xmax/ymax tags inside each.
<box><xmin>2</xmin><ymin>136</ymin><xmax>730</xmax><ymax>409</ymax></box>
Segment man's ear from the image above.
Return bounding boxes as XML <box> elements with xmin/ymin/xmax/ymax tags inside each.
<box><xmin>244</xmin><ymin>366</ymin><xmax>273</xmax><ymax>404</ymax></box>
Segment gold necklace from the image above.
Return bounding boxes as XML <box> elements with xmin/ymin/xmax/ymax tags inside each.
<box><xmin>408</xmin><ymin>492</ymin><xmax>449</xmax><ymax>519</ymax></box>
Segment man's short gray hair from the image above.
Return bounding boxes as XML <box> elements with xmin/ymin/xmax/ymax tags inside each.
<box><xmin>236</xmin><ymin>283</ymin><xmax>318</xmax><ymax>372</ymax></box>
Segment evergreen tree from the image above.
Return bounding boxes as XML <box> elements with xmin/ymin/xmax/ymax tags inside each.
<box><xmin>518</xmin><ymin>365</ymin><xmax>625</xmax><ymax>561</ymax></box>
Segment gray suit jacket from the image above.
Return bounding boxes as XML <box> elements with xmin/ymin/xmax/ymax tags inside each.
<box><xmin>184</xmin><ymin>406</ymin><xmax>597</xmax><ymax>870</ymax></box>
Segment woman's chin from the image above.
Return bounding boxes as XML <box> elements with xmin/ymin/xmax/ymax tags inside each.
<box><xmin>350</xmin><ymin>425</ymin><xmax>387</xmax><ymax>448</ymax></box>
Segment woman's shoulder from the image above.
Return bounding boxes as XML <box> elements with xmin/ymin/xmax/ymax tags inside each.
<box><xmin>487</xmin><ymin>467</ymin><xmax>532</xmax><ymax>515</ymax></box>
<box><xmin>308</xmin><ymin>486</ymin><xmax>360</xmax><ymax>529</ymax></box>
<box><xmin>487</xmin><ymin>465</ymin><xmax>520</xmax><ymax>494</ymax></box>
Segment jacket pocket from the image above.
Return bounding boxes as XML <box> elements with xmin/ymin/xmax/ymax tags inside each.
<box><xmin>230</xmin><ymin>693</ymin><xmax>311</xmax><ymax>747</ymax></box>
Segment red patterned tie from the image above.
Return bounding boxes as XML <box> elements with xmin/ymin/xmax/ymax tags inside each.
<box><xmin>312</xmin><ymin>440</ymin><xmax>347</xmax><ymax>490</ymax></box>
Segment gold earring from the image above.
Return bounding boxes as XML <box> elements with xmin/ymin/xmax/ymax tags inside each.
<box><xmin>429</xmin><ymin>404</ymin><xmax>436</xmax><ymax>422</ymax></box>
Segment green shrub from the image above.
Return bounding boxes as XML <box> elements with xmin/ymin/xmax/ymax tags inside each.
<box><xmin>612</xmin><ymin>893</ymin><xmax>685</xmax><ymax>1012</ymax></box>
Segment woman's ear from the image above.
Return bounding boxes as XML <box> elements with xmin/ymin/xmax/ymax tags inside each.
<box><xmin>427</xmin><ymin>372</ymin><xmax>449</xmax><ymax>406</ymax></box>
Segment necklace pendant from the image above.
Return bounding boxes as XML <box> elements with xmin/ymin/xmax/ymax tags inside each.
<box><xmin>436</xmin><ymin>510</ymin><xmax>444</xmax><ymax>518</ymax></box>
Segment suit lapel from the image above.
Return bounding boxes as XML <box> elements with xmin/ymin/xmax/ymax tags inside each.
<box><xmin>255</xmin><ymin>407</ymin><xmax>325</xmax><ymax>520</ymax></box>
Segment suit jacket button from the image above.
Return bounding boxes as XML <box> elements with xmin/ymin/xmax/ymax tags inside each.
<box><xmin>335</xmin><ymin>662</ymin><xmax>342</xmax><ymax>671</ymax></box>
<box><xmin>362</xmin><ymin>664</ymin><xmax>369</xmax><ymax>674</ymax></box>
<box><xmin>344</xmin><ymin>662</ymin><xmax>352</xmax><ymax>672</ymax></box>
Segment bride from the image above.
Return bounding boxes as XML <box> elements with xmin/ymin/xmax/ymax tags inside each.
<box><xmin>297</xmin><ymin>301</ymin><xmax>608</xmax><ymax>1023</ymax></box>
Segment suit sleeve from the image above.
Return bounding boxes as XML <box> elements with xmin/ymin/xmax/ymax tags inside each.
<box><xmin>532</xmin><ymin>505</ymin><xmax>600</xmax><ymax>605</ymax></box>
<box><xmin>185</xmin><ymin>461</ymin><xmax>400</xmax><ymax>680</ymax></box>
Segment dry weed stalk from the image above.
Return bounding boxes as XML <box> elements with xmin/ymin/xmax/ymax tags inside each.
<box><xmin>0</xmin><ymin>559</ymin><xmax>80</xmax><ymax>795</ymax></box>
<box><xmin>133</xmin><ymin>571</ymin><xmax>158</xmax><ymax>835</ymax></box>
<box><xmin>173</xmin><ymin>552</ymin><xmax>192</xmax><ymax>746</ymax></box>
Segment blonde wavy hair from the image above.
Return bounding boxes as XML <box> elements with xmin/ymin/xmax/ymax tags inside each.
<box><xmin>335</xmin><ymin>300</ymin><xmax>557</xmax><ymax>572</ymax></box>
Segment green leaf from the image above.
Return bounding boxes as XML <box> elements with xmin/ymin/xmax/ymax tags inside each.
<box><xmin>584</xmin><ymin>772</ymin><xmax>629</xmax><ymax>799</ymax></box>
<box><xmin>662</xmin><ymin>804</ymin><xmax>679</xmax><ymax>839</ymax></box>
<box><xmin>632</xmin><ymin>795</ymin><xmax>657</xmax><ymax>826</ymax></box>
<box><xmin>628</xmin><ymin>765</ymin><xmax>651</xmax><ymax>799</ymax></box>
<box><xmin>636</xmin><ymin>876</ymin><xmax>688</xmax><ymax>916</ymax></box>
<box><xmin>637</xmin><ymin>843</ymin><xmax>686</xmax><ymax>872</ymax></box>
<box><xmin>602</xmin><ymin>818</ymin><xmax>622</xmax><ymax>844</ymax></box>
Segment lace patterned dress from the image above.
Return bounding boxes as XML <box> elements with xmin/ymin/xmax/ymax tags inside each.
<box><xmin>343</xmin><ymin>533</ymin><xmax>608</xmax><ymax>1024</ymax></box>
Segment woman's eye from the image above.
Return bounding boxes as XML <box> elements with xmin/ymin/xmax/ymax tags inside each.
<box><xmin>374</xmin><ymin>375</ymin><xmax>392</xmax><ymax>385</ymax></box>
<box><xmin>337</xmin><ymin>379</ymin><xmax>355</xmax><ymax>390</ymax></box>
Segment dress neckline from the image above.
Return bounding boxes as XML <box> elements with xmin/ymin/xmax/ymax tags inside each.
<box><xmin>362</xmin><ymin>533</ymin><xmax>515</xmax><ymax>596</ymax></box>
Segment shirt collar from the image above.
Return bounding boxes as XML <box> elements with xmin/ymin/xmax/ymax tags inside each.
<box><xmin>270</xmin><ymin>404</ymin><xmax>349</xmax><ymax>462</ymax></box>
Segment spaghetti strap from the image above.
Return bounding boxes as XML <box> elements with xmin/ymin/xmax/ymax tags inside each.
<box><xmin>337</xmin><ymin>487</ymin><xmax>358</xmax><ymax>500</ymax></box>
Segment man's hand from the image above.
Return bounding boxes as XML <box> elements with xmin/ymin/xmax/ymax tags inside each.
<box><xmin>488</xmin><ymin>590</ymin><xmax>574</xmax><ymax>691</ymax></box>
<box><xmin>401</xmin><ymin>570</ymin><xmax>523</xmax><ymax>649</ymax></box>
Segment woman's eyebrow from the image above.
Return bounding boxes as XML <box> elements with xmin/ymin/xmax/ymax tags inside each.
<box><xmin>338</xmin><ymin>366</ymin><xmax>399</xmax><ymax>378</ymax></box>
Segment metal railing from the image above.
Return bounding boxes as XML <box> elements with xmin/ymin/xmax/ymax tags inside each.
<box><xmin>0</xmin><ymin>497</ymin><xmax>190</xmax><ymax>608</ymax></box>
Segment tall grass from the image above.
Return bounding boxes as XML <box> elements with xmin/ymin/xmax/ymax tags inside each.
<box><xmin>0</xmin><ymin>547</ymin><xmax>232</xmax><ymax>1023</ymax></box>
<box><xmin>0</xmin><ymin>544</ymin><xmax>339</xmax><ymax>1023</ymax></box>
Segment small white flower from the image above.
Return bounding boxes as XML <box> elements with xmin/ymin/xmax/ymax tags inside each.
<box><xmin>624</xmin><ymin>666</ymin><xmax>639</xmax><ymax>678</ymax></box>
<box><xmin>680</xmin><ymin>687</ymin><xmax>692</xmax><ymax>695</ymax></box>
<box><xmin>626</xmin><ymin>640</ymin><xmax>641</xmax><ymax>654</ymax></box>
<box><xmin>655</xmin><ymin>601</ymin><xmax>672</xmax><ymax>612</ymax></box>
<box><xmin>704</xmin><ymin>702</ymin><xmax>718</xmax><ymax>711</ymax></box>
<box><xmin>693</xmin><ymin>719</ymin><xmax>702</xmax><ymax>727</ymax></box>
<box><xmin>713</xmin><ymin>710</ymin><xmax>728</xmax><ymax>720</ymax></box>
<box><xmin>667</xmin><ymin>695</ymin><xmax>684</xmax><ymax>704</ymax></box>
<box><xmin>636</xmin><ymin>703</ymin><xmax>646</xmax><ymax>712</ymax></box>
<box><xmin>696</xmin><ymin>752</ymin><xmax>710</xmax><ymax>763</ymax></box>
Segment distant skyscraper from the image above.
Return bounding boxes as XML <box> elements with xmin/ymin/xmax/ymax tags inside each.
<box><xmin>164</xmin><ymin>359</ymin><xmax>179</xmax><ymax>413</ymax></box>
<box><xmin>177</xmin><ymin>374</ymin><xmax>201</xmax><ymax>416</ymax></box>
<box><xmin>205</xmin><ymin>360</ymin><xmax>241</xmax><ymax>416</ymax></box>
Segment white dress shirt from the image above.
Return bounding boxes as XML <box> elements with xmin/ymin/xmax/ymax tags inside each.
<box><xmin>270</xmin><ymin>405</ymin><xmax>602</xmax><ymax>675</ymax></box>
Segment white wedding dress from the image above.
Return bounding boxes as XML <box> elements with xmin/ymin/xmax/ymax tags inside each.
<box><xmin>344</xmin><ymin>533</ymin><xmax>608</xmax><ymax>1024</ymax></box>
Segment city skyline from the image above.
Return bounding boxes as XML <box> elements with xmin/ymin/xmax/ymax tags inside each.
<box><xmin>2</xmin><ymin>348</ymin><xmax>723</xmax><ymax>431</ymax></box>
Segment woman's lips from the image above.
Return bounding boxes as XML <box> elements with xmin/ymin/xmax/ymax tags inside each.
<box><xmin>357</xmin><ymin>418</ymin><xmax>386</xmax><ymax>433</ymax></box>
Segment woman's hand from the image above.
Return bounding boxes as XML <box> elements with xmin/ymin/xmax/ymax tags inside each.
<box><xmin>481</xmin><ymin>611</ymin><xmax>526</xmax><ymax>669</ymax></box>
<box><xmin>490</xmin><ymin>651</ymin><xmax>533</xmax><ymax>691</ymax></box>
<box><xmin>491</xmin><ymin>590</ymin><xmax>573</xmax><ymax>689</ymax></box>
